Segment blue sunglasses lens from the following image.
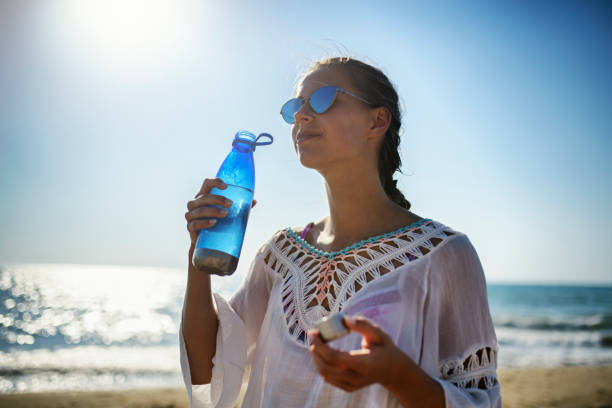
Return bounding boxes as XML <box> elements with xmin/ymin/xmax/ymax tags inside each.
<box><xmin>310</xmin><ymin>86</ymin><xmax>337</xmax><ymax>114</ymax></box>
<box><xmin>281</xmin><ymin>98</ymin><xmax>302</xmax><ymax>124</ymax></box>
<box><xmin>280</xmin><ymin>86</ymin><xmax>338</xmax><ymax>124</ymax></box>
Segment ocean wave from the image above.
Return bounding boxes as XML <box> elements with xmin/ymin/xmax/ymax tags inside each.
<box><xmin>498</xmin><ymin>345</ymin><xmax>612</xmax><ymax>368</ymax></box>
<box><xmin>0</xmin><ymin>344</ymin><xmax>184</xmax><ymax>393</ymax></box>
<box><xmin>0</xmin><ymin>369</ymin><xmax>183</xmax><ymax>394</ymax></box>
<box><xmin>0</xmin><ymin>366</ymin><xmax>177</xmax><ymax>376</ymax></box>
<box><xmin>493</xmin><ymin>314</ymin><xmax>612</xmax><ymax>331</ymax></box>
<box><xmin>601</xmin><ymin>334</ymin><xmax>612</xmax><ymax>347</ymax></box>
<box><xmin>496</xmin><ymin>327</ymin><xmax>612</xmax><ymax>348</ymax></box>
<box><xmin>0</xmin><ymin>345</ymin><xmax>180</xmax><ymax>372</ymax></box>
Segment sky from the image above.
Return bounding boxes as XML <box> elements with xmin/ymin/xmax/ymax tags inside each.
<box><xmin>0</xmin><ymin>0</ymin><xmax>611</xmax><ymax>286</ymax></box>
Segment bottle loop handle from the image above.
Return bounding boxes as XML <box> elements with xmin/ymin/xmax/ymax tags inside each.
<box><xmin>232</xmin><ymin>132</ymin><xmax>274</xmax><ymax>151</ymax></box>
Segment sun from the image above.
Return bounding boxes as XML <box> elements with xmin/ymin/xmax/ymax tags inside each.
<box><xmin>64</xmin><ymin>0</ymin><xmax>202</xmax><ymax>74</ymax></box>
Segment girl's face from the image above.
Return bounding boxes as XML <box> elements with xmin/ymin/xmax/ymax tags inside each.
<box><xmin>291</xmin><ymin>68</ymin><xmax>376</xmax><ymax>172</ymax></box>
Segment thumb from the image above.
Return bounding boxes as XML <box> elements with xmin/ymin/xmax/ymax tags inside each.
<box><xmin>252</xmin><ymin>199</ymin><xmax>257</xmax><ymax>208</ymax></box>
<box><xmin>344</xmin><ymin>315</ymin><xmax>386</xmax><ymax>345</ymax></box>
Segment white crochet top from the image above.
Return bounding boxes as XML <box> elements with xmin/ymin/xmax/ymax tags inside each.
<box><xmin>180</xmin><ymin>219</ymin><xmax>501</xmax><ymax>407</ymax></box>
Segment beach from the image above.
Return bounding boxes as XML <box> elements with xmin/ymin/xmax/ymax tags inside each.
<box><xmin>1</xmin><ymin>365</ymin><xmax>611</xmax><ymax>408</ymax></box>
<box><xmin>2</xmin><ymin>265</ymin><xmax>611</xmax><ymax>406</ymax></box>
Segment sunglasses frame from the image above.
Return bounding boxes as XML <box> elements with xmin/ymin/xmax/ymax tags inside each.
<box><xmin>280</xmin><ymin>85</ymin><xmax>372</xmax><ymax>124</ymax></box>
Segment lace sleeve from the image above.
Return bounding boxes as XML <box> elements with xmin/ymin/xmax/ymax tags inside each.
<box><xmin>426</xmin><ymin>234</ymin><xmax>501</xmax><ymax>407</ymax></box>
<box><xmin>440</xmin><ymin>345</ymin><xmax>499</xmax><ymax>390</ymax></box>
<box><xmin>179</xmin><ymin>237</ymin><xmax>277</xmax><ymax>408</ymax></box>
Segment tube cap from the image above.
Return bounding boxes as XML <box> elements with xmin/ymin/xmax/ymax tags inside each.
<box><xmin>315</xmin><ymin>312</ymin><xmax>349</xmax><ymax>342</ymax></box>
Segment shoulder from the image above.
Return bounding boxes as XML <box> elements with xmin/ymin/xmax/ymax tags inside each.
<box><xmin>426</xmin><ymin>222</ymin><xmax>487</xmax><ymax>289</ymax></box>
<box><xmin>256</xmin><ymin>223</ymin><xmax>310</xmax><ymax>259</ymax></box>
<box><xmin>257</xmin><ymin>227</ymin><xmax>288</xmax><ymax>254</ymax></box>
<box><xmin>264</xmin><ymin>220</ymin><xmax>318</xmax><ymax>247</ymax></box>
<box><xmin>254</xmin><ymin>225</ymin><xmax>306</xmax><ymax>278</ymax></box>
<box><xmin>430</xmin><ymin>223</ymin><xmax>479</xmax><ymax>264</ymax></box>
<box><xmin>420</xmin><ymin>217</ymin><xmax>474</xmax><ymax>259</ymax></box>
<box><xmin>409</xmin><ymin>218</ymin><xmax>466</xmax><ymax>256</ymax></box>
<box><xmin>291</xmin><ymin>221</ymin><xmax>314</xmax><ymax>238</ymax></box>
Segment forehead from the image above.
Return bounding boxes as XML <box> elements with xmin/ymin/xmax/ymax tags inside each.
<box><xmin>295</xmin><ymin>67</ymin><xmax>354</xmax><ymax>97</ymax></box>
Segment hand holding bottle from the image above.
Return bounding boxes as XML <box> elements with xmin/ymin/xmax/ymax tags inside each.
<box><xmin>185</xmin><ymin>177</ymin><xmax>257</xmax><ymax>254</ymax></box>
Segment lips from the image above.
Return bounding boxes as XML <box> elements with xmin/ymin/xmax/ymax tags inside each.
<box><xmin>296</xmin><ymin>131</ymin><xmax>322</xmax><ymax>144</ymax></box>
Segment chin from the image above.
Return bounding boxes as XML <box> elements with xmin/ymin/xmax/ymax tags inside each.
<box><xmin>297</xmin><ymin>154</ymin><xmax>319</xmax><ymax>170</ymax></box>
<box><xmin>296</xmin><ymin>149</ymin><xmax>327</xmax><ymax>170</ymax></box>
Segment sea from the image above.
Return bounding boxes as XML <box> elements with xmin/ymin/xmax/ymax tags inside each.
<box><xmin>0</xmin><ymin>263</ymin><xmax>611</xmax><ymax>393</ymax></box>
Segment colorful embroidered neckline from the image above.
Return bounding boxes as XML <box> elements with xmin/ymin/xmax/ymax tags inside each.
<box><xmin>285</xmin><ymin>218</ymin><xmax>432</xmax><ymax>259</ymax></box>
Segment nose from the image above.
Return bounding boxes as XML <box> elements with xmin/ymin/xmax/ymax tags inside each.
<box><xmin>293</xmin><ymin>100</ymin><xmax>314</xmax><ymax>124</ymax></box>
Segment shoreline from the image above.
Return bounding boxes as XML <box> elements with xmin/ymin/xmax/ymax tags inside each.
<box><xmin>0</xmin><ymin>366</ymin><xmax>611</xmax><ymax>408</ymax></box>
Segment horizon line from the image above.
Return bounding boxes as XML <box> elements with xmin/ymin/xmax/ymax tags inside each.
<box><xmin>1</xmin><ymin>261</ymin><xmax>611</xmax><ymax>287</ymax></box>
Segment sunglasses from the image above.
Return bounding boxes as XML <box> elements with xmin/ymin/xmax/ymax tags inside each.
<box><xmin>280</xmin><ymin>85</ymin><xmax>372</xmax><ymax>124</ymax></box>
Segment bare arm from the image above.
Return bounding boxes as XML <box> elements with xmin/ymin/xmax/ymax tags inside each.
<box><xmin>181</xmin><ymin>177</ymin><xmax>257</xmax><ymax>385</ymax></box>
<box><xmin>181</xmin><ymin>244</ymin><xmax>219</xmax><ymax>384</ymax></box>
<box><xmin>181</xmin><ymin>177</ymin><xmax>232</xmax><ymax>384</ymax></box>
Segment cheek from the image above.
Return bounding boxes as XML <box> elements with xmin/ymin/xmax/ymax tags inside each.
<box><xmin>334</xmin><ymin>123</ymin><xmax>368</xmax><ymax>154</ymax></box>
<box><xmin>327</xmin><ymin>113</ymin><xmax>356</xmax><ymax>139</ymax></box>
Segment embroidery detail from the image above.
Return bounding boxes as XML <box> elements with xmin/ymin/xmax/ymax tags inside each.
<box><xmin>262</xmin><ymin>220</ymin><xmax>456</xmax><ymax>346</ymax></box>
<box><xmin>285</xmin><ymin>218</ymin><xmax>432</xmax><ymax>259</ymax></box>
<box><xmin>440</xmin><ymin>346</ymin><xmax>499</xmax><ymax>390</ymax></box>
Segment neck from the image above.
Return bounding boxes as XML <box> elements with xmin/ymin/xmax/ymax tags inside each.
<box><xmin>316</xmin><ymin>163</ymin><xmax>411</xmax><ymax>251</ymax></box>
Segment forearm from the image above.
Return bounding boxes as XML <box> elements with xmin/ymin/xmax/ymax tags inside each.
<box><xmin>384</xmin><ymin>352</ymin><xmax>445</xmax><ymax>408</ymax></box>
<box><xmin>181</xmin><ymin>245</ymin><xmax>219</xmax><ymax>384</ymax></box>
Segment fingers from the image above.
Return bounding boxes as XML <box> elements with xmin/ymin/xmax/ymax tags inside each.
<box><xmin>311</xmin><ymin>349</ymin><xmax>359</xmax><ymax>377</ymax></box>
<box><xmin>308</xmin><ymin>328</ymin><xmax>376</xmax><ymax>373</ymax></box>
<box><xmin>309</xmin><ymin>331</ymin><xmax>369</xmax><ymax>392</ymax></box>
<box><xmin>195</xmin><ymin>177</ymin><xmax>227</xmax><ymax>198</ymax></box>
<box><xmin>185</xmin><ymin>178</ymin><xmax>233</xmax><ymax>241</ymax></box>
<box><xmin>185</xmin><ymin>179</ymin><xmax>258</xmax><ymax>242</ymax></box>
<box><xmin>185</xmin><ymin>205</ymin><xmax>229</xmax><ymax>223</ymax></box>
<box><xmin>343</xmin><ymin>315</ymin><xmax>388</xmax><ymax>346</ymax></box>
<box><xmin>186</xmin><ymin>178</ymin><xmax>232</xmax><ymax>223</ymax></box>
<box><xmin>308</xmin><ymin>330</ymin><xmax>352</xmax><ymax>367</ymax></box>
<box><xmin>187</xmin><ymin>193</ymin><xmax>232</xmax><ymax>212</ymax></box>
<box><xmin>186</xmin><ymin>218</ymin><xmax>218</xmax><ymax>234</ymax></box>
<box><xmin>312</xmin><ymin>353</ymin><xmax>362</xmax><ymax>391</ymax></box>
<box><xmin>327</xmin><ymin>378</ymin><xmax>361</xmax><ymax>393</ymax></box>
<box><xmin>185</xmin><ymin>195</ymin><xmax>231</xmax><ymax>238</ymax></box>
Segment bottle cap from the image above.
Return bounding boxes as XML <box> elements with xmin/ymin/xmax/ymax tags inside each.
<box><xmin>232</xmin><ymin>131</ymin><xmax>273</xmax><ymax>151</ymax></box>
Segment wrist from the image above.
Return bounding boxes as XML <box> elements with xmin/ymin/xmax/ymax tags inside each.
<box><xmin>187</xmin><ymin>245</ymin><xmax>209</xmax><ymax>282</ymax></box>
<box><xmin>383</xmin><ymin>350</ymin><xmax>445</xmax><ymax>408</ymax></box>
<box><xmin>382</xmin><ymin>348</ymin><xmax>412</xmax><ymax>390</ymax></box>
<box><xmin>189</xmin><ymin>244</ymin><xmax>195</xmax><ymax>263</ymax></box>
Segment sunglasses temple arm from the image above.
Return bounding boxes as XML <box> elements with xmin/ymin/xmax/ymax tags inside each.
<box><xmin>338</xmin><ymin>89</ymin><xmax>371</xmax><ymax>105</ymax></box>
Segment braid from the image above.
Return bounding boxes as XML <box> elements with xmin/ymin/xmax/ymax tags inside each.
<box><xmin>378</xmin><ymin>114</ymin><xmax>411</xmax><ymax>209</ymax></box>
<box><xmin>306</xmin><ymin>57</ymin><xmax>412</xmax><ymax>210</ymax></box>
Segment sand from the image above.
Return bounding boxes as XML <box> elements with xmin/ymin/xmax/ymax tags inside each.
<box><xmin>1</xmin><ymin>365</ymin><xmax>611</xmax><ymax>408</ymax></box>
<box><xmin>499</xmin><ymin>366</ymin><xmax>612</xmax><ymax>408</ymax></box>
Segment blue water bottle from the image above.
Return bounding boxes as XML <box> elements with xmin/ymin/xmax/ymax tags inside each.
<box><xmin>192</xmin><ymin>130</ymin><xmax>273</xmax><ymax>276</ymax></box>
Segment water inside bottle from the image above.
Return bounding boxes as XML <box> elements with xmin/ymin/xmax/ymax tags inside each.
<box><xmin>192</xmin><ymin>184</ymin><xmax>254</xmax><ymax>276</ymax></box>
<box><xmin>192</xmin><ymin>247</ymin><xmax>239</xmax><ymax>276</ymax></box>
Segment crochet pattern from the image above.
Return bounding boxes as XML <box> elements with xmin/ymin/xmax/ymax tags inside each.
<box><xmin>440</xmin><ymin>346</ymin><xmax>499</xmax><ymax>390</ymax></box>
<box><xmin>262</xmin><ymin>219</ymin><xmax>456</xmax><ymax>346</ymax></box>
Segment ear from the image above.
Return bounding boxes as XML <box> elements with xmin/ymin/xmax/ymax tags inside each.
<box><xmin>368</xmin><ymin>107</ymin><xmax>391</xmax><ymax>140</ymax></box>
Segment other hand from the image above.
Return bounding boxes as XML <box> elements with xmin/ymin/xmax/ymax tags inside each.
<box><xmin>308</xmin><ymin>315</ymin><xmax>411</xmax><ymax>393</ymax></box>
